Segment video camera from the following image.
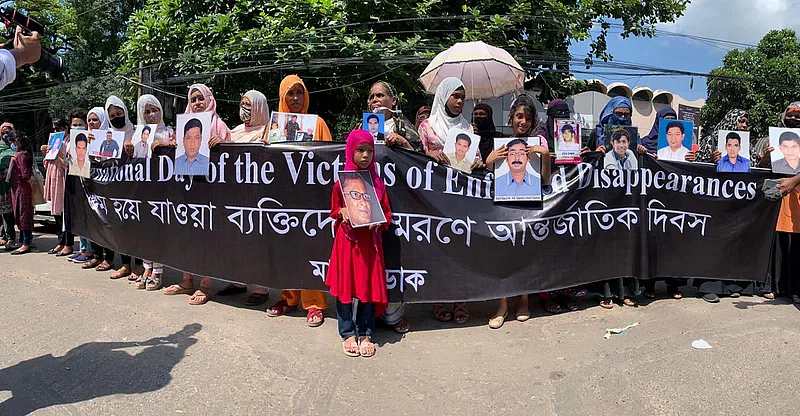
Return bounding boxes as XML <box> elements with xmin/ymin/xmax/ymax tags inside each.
<box><xmin>0</xmin><ymin>6</ymin><xmax>67</xmax><ymax>83</ymax></box>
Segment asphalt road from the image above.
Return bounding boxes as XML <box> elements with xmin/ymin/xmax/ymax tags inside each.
<box><xmin>2</xmin><ymin>231</ymin><xmax>799</xmax><ymax>415</ymax></box>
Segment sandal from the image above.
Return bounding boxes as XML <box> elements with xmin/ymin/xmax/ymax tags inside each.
<box><xmin>266</xmin><ymin>300</ymin><xmax>297</xmax><ymax>317</ymax></box>
<box><xmin>306</xmin><ymin>308</ymin><xmax>324</xmax><ymax>327</ymax></box>
<box><xmin>623</xmin><ymin>298</ymin><xmax>637</xmax><ymax>307</ymax></box>
<box><xmin>433</xmin><ymin>304</ymin><xmax>452</xmax><ymax>322</ymax></box>
<box><xmin>672</xmin><ymin>291</ymin><xmax>683</xmax><ymax>300</ymax></box>
<box><xmin>342</xmin><ymin>336</ymin><xmax>360</xmax><ymax>357</ymax></box>
<box><xmin>146</xmin><ymin>275</ymin><xmax>162</xmax><ymax>291</ymax></box>
<box><xmin>453</xmin><ymin>303</ymin><xmax>469</xmax><ymax>324</ymax></box>
<box><xmin>110</xmin><ymin>265</ymin><xmax>131</xmax><ymax>280</ymax></box>
<box><xmin>392</xmin><ymin>317</ymin><xmax>411</xmax><ymax>334</ymax></box>
<box><xmin>82</xmin><ymin>258</ymin><xmax>102</xmax><ymax>269</ymax></box>
<box><xmin>135</xmin><ymin>276</ymin><xmax>147</xmax><ymax>290</ymax></box>
<box><xmin>188</xmin><ymin>288</ymin><xmax>211</xmax><ymax>305</ymax></box>
<box><xmin>764</xmin><ymin>292</ymin><xmax>776</xmax><ymax>300</ymax></box>
<box><xmin>358</xmin><ymin>337</ymin><xmax>376</xmax><ymax>358</ymax></box>
<box><xmin>163</xmin><ymin>283</ymin><xmax>194</xmax><ymax>296</ymax></box>
<box><xmin>600</xmin><ymin>298</ymin><xmax>614</xmax><ymax>309</ymax></box>
<box><xmin>95</xmin><ymin>261</ymin><xmax>112</xmax><ymax>272</ymax></box>
<box><xmin>489</xmin><ymin>310</ymin><xmax>507</xmax><ymax>329</ymax></box>
<box><xmin>542</xmin><ymin>298</ymin><xmax>562</xmax><ymax>314</ymax></box>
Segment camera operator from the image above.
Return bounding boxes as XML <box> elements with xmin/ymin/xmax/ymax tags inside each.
<box><xmin>0</xmin><ymin>26</ymin><xmax>41</xmax><ymax>90</ymax></box>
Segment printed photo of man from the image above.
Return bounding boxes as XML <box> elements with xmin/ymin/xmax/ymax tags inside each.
<box><xmin>658</xmin><ymin>121</ymin><xmax>689</xmax><ymax>161</ymax></box>
<box><xmin>495</xmin><ymin>138</ymin><xmax>541</xmax><ymax>198</ymax></box>
<box><xmin>99</xmin><ymin>130</ymin><xmax>120</xmax><ymax>158</ymax></box>
<box><xmin>604</xmin><ymin>128</ymin><xmax>638</xmax><ymax>170</ymax></box>
<box><xmin>69</xmin><ymin>133</ymin><xmax>91</xmax><ymax>178</ymax></box>
<box><xmin>284</xmin><ymin>115</ymin><xmax>300</xmax><ymax>142</ymax></box>
<box><xmin>341</xmin><ymin>174</ymin><xmax>383</xmax><ymax>227</ymax></box>
<box><xmin>366</xmin><ymin>114</ymin><xmax>384</xmax><ymax>141</ymax></box>
<box><xmin>557</xmin><ymin>124</ymin><xmax>580</xmax><ymax>152</ymax></box>
<box><xmin>773</xmin><ymin>130</ymin><xmax>800</xmax><ymax>174</ymax></box>
<box><xmin>717</xmin><ymin>131</ymin><xmax>750</xmax><ymax>173</ymax></box>
<box><xmin>446</xmin><ymin>133</ymin><xmax>473</xmax><ymax>173</ymax></box>
<box><xmin>175</xmin><ymin>118</ymin><xmax>209</xmax><ymax>176</ymax></box>
<box><xmin>132</xmin><ymin>126</ymin><xmax>151</xmax><ymax>158</ymax></box>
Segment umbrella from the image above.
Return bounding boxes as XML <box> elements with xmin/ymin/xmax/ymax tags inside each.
<box><xmin>419</xmin><ymin>41</ymin><xmax>525</xmax><ymax>100</ymax></box>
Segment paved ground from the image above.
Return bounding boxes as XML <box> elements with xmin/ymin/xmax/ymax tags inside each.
<box><xmin>2</xmin><ymin>230</ymin><xmax>800</xmax><ymax>415</ymax></box>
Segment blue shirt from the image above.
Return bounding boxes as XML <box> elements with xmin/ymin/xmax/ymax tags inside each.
<box><xmin>175</xmin><ymin>153</ymin><xmax>209</xmax><ymax>176</ymax></box>
<box><xmin>495</xmin><ymin>171</ymin><xmax>541</xmax><ymax>199</ymax></box>
<box><xmin>717</xmin><ymin>154</ymin><xmax>750</xmax><ymax>173</ymax></box>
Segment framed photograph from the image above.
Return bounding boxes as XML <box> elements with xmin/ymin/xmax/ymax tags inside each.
<box><xmin>554</xmin><ymin>119</ymin><xmax>581</xmax><ymax>164</ymax></box>
<box><xmin>131</xmin><ymin>124</ymin><xmax>159</xmax><ymax>158</ymax></box>
<box><xmin>493</xmin><ymin>137</ymin><xmax>542</xmax><ymax>202</ymax></box>
<box><xmin>88</xmin><ymin>129</ymin><xmax>125</xmax><ymax>159</ymax></box>
<box><xmin>175</xmin><ymin>112</ymin><xmax>212</xmax><ymax>176</ymax></box>
<box><xmin>266</xmin><ymin>112</ymin><xmax>318</xmax><ymax>143</ymax></box>
<box><xmin>362</xmin><ymin>112</ymin><xmax>385</xmax><ymax>144</ymax></box>
<box><xmin>68</xmin><ymin>130</ymin><xmax>91</xmax><ymax>178</ymax></box>
<box><xmin>716</xmin><ymin>130</ymin><xmax>751</xmax><ymax>173</ymax></box>
<box><xmin>769</xmin><ymin>127</ymin><xmax>800</xmax><ymax>174</ymax></box>
<box><xmin>443</xmin><ymin>128</ymin><xmax>480</xmax><ymax>173</ymax></box>
<box><xmin>339</xmin><ymin>170</ymin><xmax>386</xmax><ymax>228</ymax></box>
<box><xmin>657</xmin><ymin>119</ymin><xmax>694</xmax><ymax>162</ymax></box>
<box><xmin>602</xmin><ymin>126</ymin><xmax>639</xmax><ymax>171</ymax></box>
<box><xmin>44</xmin><ymin>132</ymin><xmax>65</xmax><ymax>161</ymax></box>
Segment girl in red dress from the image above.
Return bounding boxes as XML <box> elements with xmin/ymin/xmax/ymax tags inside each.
<box><xmin>326</xmin><ymin>129</ymin><xmax>392</xmax><ymax>358</ymax></box>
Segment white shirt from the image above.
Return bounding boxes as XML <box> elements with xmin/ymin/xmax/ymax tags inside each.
<box><xmin>0</xmin><ymin>49</ymin><xmax>17</xmax><ymax>90</ymax></box>
<box><xmin>657</xmin><ymin>146</ymin><xmax>689</xmax><ymax>161</ymax></box>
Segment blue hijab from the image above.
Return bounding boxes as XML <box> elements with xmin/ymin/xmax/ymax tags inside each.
<box><xmin>641</xmin><ymin>107</ymin><xmax>677</xmax><ymax>153</ymax></box>
<box><xmin>595</xmin><ymin>96</ymin><xmax>632</xmax><ymax>139</ymax></box>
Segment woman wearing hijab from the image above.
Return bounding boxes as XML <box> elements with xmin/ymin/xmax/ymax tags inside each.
<box><xmin>217</xmin><ymin>90</ymin><xmax>272</xmax><ymax>305</ymax></box>
<box><xmin>265</xmin><ymin>75</ymin><xmax>332</xmax><ymax>326</ymax></box>
<box><xmin>586</xmin><ymin>96</ymin><xmax>633</xmax><ymax>151</ymax></box>
<box><xmin>641</xmin><ymin>107</ymin><xmax>677</xmax><ymax>155</ymax></box>
<box><xmin>366</xmin><ymin>80</ymin><xmax>423</xmax><ymax>152</ymax></box>
<box><xmin>472</xmin><ymin>103</ymin><xmax>503</xmax><ymax>162</ymax></box>
<box><xmin>693</xmin><ymin>109</ymin><xmax>748</xmax><ymax>164</ymax></box>
<box><xmin>414</xmin><ymin>106</ymin><xmax>431</xmax><ymax>132</ymax></box>
<box><xmin>162</xmin><ymin>84</ymin><xmax>232</xmax><ymax>305</ymax></box>
<box><xmin>138</xmin><ymin>94</ymin><xmax>176</xmax><ymax>147</ymax></box>
<box><xmin>0</xmin><ymin>124</ymin><xmax>16</xmax><ymax>248</ymax></box>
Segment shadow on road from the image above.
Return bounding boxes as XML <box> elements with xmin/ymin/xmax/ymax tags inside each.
<box><xmin>0</xmin><ymin>323</ymin><xmax>201</xmax><ymax>415</ymax></box>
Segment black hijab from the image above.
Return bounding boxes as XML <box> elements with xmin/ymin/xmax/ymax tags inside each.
<box><xmin>473</xmin><ymin>103</ymin><xmax>499</xmax><ymax>162</ymax></box>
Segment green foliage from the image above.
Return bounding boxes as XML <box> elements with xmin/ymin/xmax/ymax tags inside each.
<box><xmin>702</xmin><ymin>29</ymin><xmax>800</xmax><ymax>140</ymax></box>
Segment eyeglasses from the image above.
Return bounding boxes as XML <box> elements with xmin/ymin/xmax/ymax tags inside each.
<box><xmin>345</xmin><ymin>190</ymin><xmax>372</xmax><ymax>202</ymax></box>
<box><xmin>613</xmin><ymin>111</ymin><xmax>631</xmax><ymax>118</ymax></box>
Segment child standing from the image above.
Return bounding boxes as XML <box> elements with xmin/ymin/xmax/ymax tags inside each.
<box><xmin>326</xmin><ymin>130</ymin><xmax>392</xmax><ymax>358</ymax></box>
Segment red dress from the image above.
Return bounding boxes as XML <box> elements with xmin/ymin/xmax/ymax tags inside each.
<box><xmin>325</xmin><ymin>181</ymin><xmax>392</xmax><ymax>304</ymax></box>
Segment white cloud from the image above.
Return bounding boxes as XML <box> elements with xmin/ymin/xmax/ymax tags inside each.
<box><xmin>659</xmin><ymin>0</ymin><xmax>800</xmax><ymax>45</ymax></box>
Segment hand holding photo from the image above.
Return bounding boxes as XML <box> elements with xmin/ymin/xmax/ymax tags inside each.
<box><xmin>44</xmin><ymin>132</ymin><xmax>65</xmax><ymax>161</ymax></box>
<box><xmin>131</xmin><ymin>124</ymin><xmax>158</xmax><ymax>158</ymax></box>
<box><xmin>554</xmin><ymin>119</ymin><xmax>581</xmax><ymax>164</ymax></box>
<box><xmin>68</xmin><ymin>130</ymin><xmax>91</xmax><ymax>178</ymax></box>
<box><xmin>657</xmin><ymin>119</ymin><xmax>693</xmax><ymax>162</ymax></box>
<box><xmin>175</xmin><ymin>112</ymin><xmax>212</xmax><ymax>176</ymax></box>
<box><xmin>362</xmin><ymin>113</ymin><xmax>385</xmax><ymax>144</ymax></box>
<box><xmin>769</xmin><ymin>127</ymin><xmax>800</xmax><ymax>174</ymax></box>
<box><xmin>443</xmin><ymin>128</ymin><xmax>480</xmax><ymax>173</ymax></box>
<box><xmin>603</xmin><ymin>126</ymin><xmax>639</xmax><ymax>171</ymax></box>
<box><xmin>266</xmin><ymin>112</ymin><xmax>319</xmax><ymax>143</ymax></box>
<box><xmin>493</xmin><ymin>137</ymin><xmax>542</xmax><ymax>202</ymax></box>
<box><xmin>88</xmin><ymin>129</ymin><xmax>125</xmax><ymax>159</ymax></box>
<box><xmin>716</xmin><ymin>130</ymin><xmax>750</xmax><ymax>173</ymax></box>
<box><xmin>339</xmin><ymin>170</ymin><xmax>386</xmax><ymax>228</ymax></box>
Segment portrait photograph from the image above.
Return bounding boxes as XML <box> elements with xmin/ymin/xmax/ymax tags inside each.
<box><xmin>68</xmin><ymin>130</ymin><xmax>91</xmax><ymax>178</ymax></box>
<box><xmin>493</xmin><ymin>137</ymin><xmax>542</xmax><ymax>202</ymax></box>
<box><xmin>175</xmin><ymin>112</ymin><xmax>212</xmax><ymax>176</ymax></box>
<box><xmin>442</xmin><ymin>128</ymin><xmax>480</xmax><ymax>174</ymax></box>
<box><xmin>44</xmin><ymin>131</ymin><xmax>65</xmax><ymax>161</ymax></box>
<box><xmin>88</xmin><ymin>129</ymin><xmax>125</xmax><ymax>159</ymax></box>
<box><xmin>266</xmin><ymin>112</ymin><xmax>318</xmax><ymax>143</ymax></box>
<box><xmin>130</xmin><ymin>124</ymin><xmax>159</xmax><ymax>158</ymax></box>
<box><xmin>657</xmin><ymin>119</ymin><xmax>694</xmax><ymax>162</ymax></box>
<box><xmin>362</xmin><ymin>112</ymin><xmax>385</xmax><ymax>144</ymax></box>
<box><xmin>602</xmin><ymin>126</ymin><xmax>640</xmax><ymax>171</ymax></box>
<box><xmin>769</xmin><ymin>127</ymin><xmax>800</xmax><ymax>175</ymax></box>
<box><xmin>339</xmin><ymin>170</ymin><xmax>386</xmax><ymax>228</ymax></box>
<box><xmin>716</xmin><ymin>130</ymin><xmax>751</xmax><ymax>173</ymax></box>
<box><xmin>554</xmin><ymin>119</ymin><xmax>581</xmax><ymax>164</ymax></box>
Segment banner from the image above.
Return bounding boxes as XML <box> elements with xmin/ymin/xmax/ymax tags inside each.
<box><xmin>66</xmin><ymin>143</ymin><xmax>781</xmax><ymax>303</ymax></box>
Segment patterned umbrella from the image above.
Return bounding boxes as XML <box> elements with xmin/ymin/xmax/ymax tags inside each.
<box><xmin>419</xmin><ymin>41</ymin><xmax>525</xmax><ymax>100</ymax></box>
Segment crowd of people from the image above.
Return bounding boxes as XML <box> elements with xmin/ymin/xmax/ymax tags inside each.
<box><xmin>2</xmin><ymin>74</ymin><xmax>799</xmax><ymax>357</ymax></box>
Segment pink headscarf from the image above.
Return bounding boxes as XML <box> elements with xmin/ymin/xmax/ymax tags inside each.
<box><xmin>185</xmin><ymin>83</ymin><xmax>231</xmax><ymax>142</ymax></box>
<box><xmin>344</xmin><ymin>129</ymin><xmax>385</xmax><ymax>201</ymax></box>
<box><xmin>1</xmin><ymin>122</ymin><xmax>15</xmax><ymax>133</ymax></box>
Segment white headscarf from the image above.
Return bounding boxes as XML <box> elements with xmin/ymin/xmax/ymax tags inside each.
<box><xmin>427</xmin><ymin>77</ymin><xmax>471</xmax><ymax>142</ymax></box>
<box><xmin>87</xmin><ymin>106</ymin><xmax>109</xmax><ymax>130</ymax></box>
<box><xmin>136</xmin><ymin>94</ymin><xmax>174</xmax><ymax>143</ymax></box>
<box><xmin>105</xmin><ymin>95</ymin><xmax>135</xmax><ymax>138</ymax></box>
<box><xmin>231</xmin><ymin>90</ymin><xmax>269</xmax><ymax>143</ymax></box>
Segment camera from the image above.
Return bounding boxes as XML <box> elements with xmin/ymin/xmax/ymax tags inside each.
<box><xmin>0</xmin><ymin>6</ymin><xmax>68</xmax><ymax>83</ymax></box>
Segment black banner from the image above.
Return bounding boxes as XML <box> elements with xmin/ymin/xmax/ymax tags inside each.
<box><xmin>66</xmin><ymin>143</ymin><xmax>780</xmax><ymax>303</ymax></box>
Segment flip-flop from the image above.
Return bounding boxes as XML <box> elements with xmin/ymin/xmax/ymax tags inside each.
<box><xmin>95</xmin><ymin>261</ymin><xmax>112</xmax><ymax>272</ymax></box>
<box><xmin>600</xmin><ymin>299</ymin><xmax>614</xmax><ymax>309</ymax></box>
<box><xmin>163</xmin><ymin>284</ymin><xmax>194</xmax><ymax>296</ymax></box>
<box><xmin>342</xmin><ymin>337</ymin><xmax>360</xmax><ymax>357</ymax></box>
<box><xmin>188</xmin><ymin>289</ymin><xmax>211</xmax><ymax>305</ymax></box>
<box><xmin>358</xmin><ymin>337</ymin><xmax>376</xmax><ymax>358</ymax></box>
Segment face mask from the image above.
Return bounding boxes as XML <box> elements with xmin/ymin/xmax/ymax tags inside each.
<box><xmin>10</xmin><ymin>144</ymin><xmax>17</xmax><ymax>151</ymax></box>
<box><xmin>473</xmin><ymin>116</ymin><xmax>494</xmax><ymax>133</ymax></box>
<box><xmin>239</xmin><ymin>107</ymin><xmax>252</xmax><ymax>123</ymax></box>
<box><xmin>1</xmin><ymin>134</ymin><xmax>8</xmax><ymax>142</ymax></box>
<box><xmin>110</xmin><ymin>116</ymin><xmax>126</xmax><ymax>129</ymax></box>
<box><xmin>785</xmin><ymin>118</ymin><xmax>800</xmax><ymax>128</ymax></box>
<box><xmin>608</xmin><ymin>113</ymin><xmax>631</xmax><ymax>126</ymax></box>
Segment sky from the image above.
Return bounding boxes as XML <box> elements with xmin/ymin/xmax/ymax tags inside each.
<box><xmin>568</xmin><ymin>0</ymin><xmax>800</xmax><ymax>101</ymax></box>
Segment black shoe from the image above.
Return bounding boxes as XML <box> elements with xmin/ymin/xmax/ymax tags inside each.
<box><xmin>245</xmin><ymin>293</ymin><xmax>270</xmax><ymax>306</ymax></box>
<box><xmin>217</xmin><ymin>284</ymin><xmax>248</xmax><ymax>296</ymax></box>
<box><xmin>702</xmin><ymin>293</ymin><xmax>720</xmax><ymax>303</ymax></box>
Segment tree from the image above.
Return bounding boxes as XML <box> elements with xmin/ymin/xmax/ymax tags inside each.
<box><xmin>702</xmin><ymin>29</ymin><xmax>800</xmax><ymax>140</ymax></box>
<box><xmin>117</xmin><ymin>0</ymin><xmax>689</xmax><ymax>135</ymax></box>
